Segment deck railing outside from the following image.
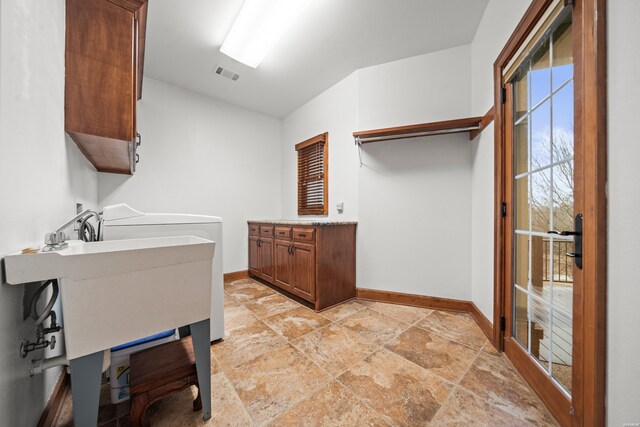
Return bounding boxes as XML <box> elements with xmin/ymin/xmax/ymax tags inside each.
<box><xmin>542</xmin><ymin>239</ymin><xmax>573</xmax><ymax>283</ymax></box>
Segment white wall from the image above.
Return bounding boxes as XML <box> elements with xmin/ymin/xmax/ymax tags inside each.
<box><xmin>469</xmin><ymin>0</ymin><xmax>532</xmax><ymax>320</ymax></box>
<box><xmin>281</xmin><ymin>46</ymin><xmax>474</xmax><ymax>300</ymax></box>
<box><xmin>281</xmin><ymin>73</ymin><xmax>360</xmax><ymax>221</ymax></box>
<box><xmin>0</xmin><ymin>1</ymin><xmax>98</xmax><ymax>425</ymax></box>
<box><xmin>98</xmin><ymin>78</ymin><xmax>282</xmax><ymax>273</ymax></box>
<box><xmin>357</xmin><ymin>46</ymin><xmax>473</xmax><ymax>299</ymax></box>
<box><xmin>607</xmin><ymin>0</ymin><xmax>640</xmax><ymax>423</ymax></box>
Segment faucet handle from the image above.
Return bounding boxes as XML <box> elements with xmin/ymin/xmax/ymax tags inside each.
<box><xmin>45</xmin><ymin>231</ymin><xmax>66</xmax><ymax>246</ymax></box>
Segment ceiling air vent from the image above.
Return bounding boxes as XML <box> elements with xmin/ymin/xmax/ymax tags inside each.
<box><xmin>214</xmin><ymin>65</ymin><xmax>240</xmax><ymax>81</ymax></box>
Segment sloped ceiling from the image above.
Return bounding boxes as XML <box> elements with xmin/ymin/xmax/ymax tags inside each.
<box><xmin>144</xmin><ymin>0</ymin><xmax>489</xmax><ymax>118</ymax></box>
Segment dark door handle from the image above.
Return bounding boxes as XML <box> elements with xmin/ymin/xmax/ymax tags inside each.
<box><xmin>569</xmin><ymin>214</ymin><xmax>583</xmax><ymax>269</ymax></box>
<box><xmin>257</xmin><ymin>240</ymin><xmax>261</xmax><ymax>247</ymax></box>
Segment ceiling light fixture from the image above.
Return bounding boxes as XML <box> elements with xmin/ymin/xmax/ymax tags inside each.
<box><xmin>220</xmin><ymin>0</ymin><xmax>313</xmax><ymax>68</ymax></box>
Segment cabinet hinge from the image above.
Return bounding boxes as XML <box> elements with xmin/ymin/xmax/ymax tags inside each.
<box><xmin>500</xmin><ymin>315</ymin><xmax>506</xmax><ymax>332</ymax></box>
<box><xmin>501</xmin><ymin>87</ymin><xmax>507</xmax><ymax>104</ymax></box>
<box><xmin>501</xmin><ymin>202</ymin><xmax>507</xmax><ymax>218</ymax></box>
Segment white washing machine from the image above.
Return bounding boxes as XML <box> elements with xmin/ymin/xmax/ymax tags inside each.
<box><xmin>101</xmin><ymin>203</ymin><xmax>224</xmax><ymax>342</ymax></box>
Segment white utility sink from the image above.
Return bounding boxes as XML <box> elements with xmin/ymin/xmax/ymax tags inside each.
<box><xmin>4</xmin><ymin>236</ymin><xmax>215</xmax><ymax>360</ymax></box>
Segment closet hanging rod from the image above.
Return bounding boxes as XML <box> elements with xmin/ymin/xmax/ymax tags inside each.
<box><xmin>353</xmin><ymin>116</ymin><xmax>484</xmax><ymax>144</ymax></box>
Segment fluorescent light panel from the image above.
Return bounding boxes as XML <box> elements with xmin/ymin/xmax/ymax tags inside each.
<box><xmin>221</xmin><ymin>0</ymin><xmax>312</xmax><ymax>68</ymax></box>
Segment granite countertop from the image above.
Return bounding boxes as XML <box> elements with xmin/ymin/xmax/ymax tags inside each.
<box><xmin>248</xmin><ymin>220</ymin><xmax>357</xmax><ymax>226</ymax></box>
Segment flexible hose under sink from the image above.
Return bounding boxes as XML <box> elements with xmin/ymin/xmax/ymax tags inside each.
<box><xmin>30</xmin><ymin>279</ymin><xmax>59</xmax><ymax>326</ymax></box>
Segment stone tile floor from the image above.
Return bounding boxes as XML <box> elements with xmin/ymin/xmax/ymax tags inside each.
<box><xmin>56</xmin><ymin>278</ymin><xmax>559</xmax><ymax>426</ymax></box>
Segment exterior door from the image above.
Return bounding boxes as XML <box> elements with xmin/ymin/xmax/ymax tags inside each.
<box><xmin>495</xmin><ymin>0</ymin><xmax>606</xmax><ymax>424</ymax></box>
<box><xmin>503</xmin><ymin>5</ymin><xmax>577</xmax><ymax>422</ymax></box>
<box><xmin>292</xmin><ymin>242</ymin><xmax>315</xmax><ymax>301</ymax></box>
<box><xmin>274</xmin><ymin>240</ymin><xmax>293</xmax><ymax>290</ymax></box>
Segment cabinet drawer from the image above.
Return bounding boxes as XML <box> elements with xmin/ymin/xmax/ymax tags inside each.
<box><xmin>293</xmin><ymin>228</ymin><xmax>315</xmax><ymax>242</ymax></box>
<box><xmin>249</xmin><ymin>224</ymin><xmax>260</xmax><ymax>236</ymax></box>
<box><xmin>260</xmin><ymin>226</ymin><xmax>274</xmax><ymax>237</ymax></box>
<box><xmin>274</xmin><ymin>227</ymin><xmax>292</xmax><ymax>240</ymax></box>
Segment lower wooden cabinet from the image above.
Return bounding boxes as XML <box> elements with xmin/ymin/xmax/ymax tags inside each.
<box><xmin>291</xmin><ymin>242</ymin><xmax>315</xmax><ymax>301</ymax></box>
<box><xmin>274</xmin><ymin>240</ymin><xmax>293</xmax><ymax>291</ymax></box>
<box><xmin>248</xmin><ymin>235</ymin><xmax>274</xmax><ymax>282</ymax></box>
<box><xmin>248</xmin><ymin>221</ymin><xmax>356</xmax><ymax>310</ymax></box>
<box><xmin>248</xmin><ymin>236</ymin><xmax>259</xmax><ymax>275</ymax></box>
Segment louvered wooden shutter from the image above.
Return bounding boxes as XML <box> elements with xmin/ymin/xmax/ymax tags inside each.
<box><xmin>296</xmin><ymin>132</ymin><xmax>328</xmax><ymax>216</ymax></box>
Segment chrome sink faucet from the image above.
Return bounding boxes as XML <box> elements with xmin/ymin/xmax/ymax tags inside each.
<box><xmin>43</xmin><ymin>210</ymin><xmax>102</xmax><ymax>251</ymax></box>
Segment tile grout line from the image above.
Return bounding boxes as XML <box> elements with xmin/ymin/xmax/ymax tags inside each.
<box><xmin>413</xmin><ymin>310</ymin><xmax>489</xmax><ymax>352</ymax></box>
<box><xmin>222</xmin><ymin>280</ymin><xmax>553</xmax><ymax>426</ymax></box>
<box><xmin>337</xmin><ymin>305</ymin><xmax>500</xmax><ymax>424</ymax></box>
<box><xmin>225</xmin><ymin>280</ymin><xmax>350</xmax><ymax>426</ymax></box>
<box><xmin>443</xmin><ymin>346</ymin><xmax>558</xmax><ymax>427</ymax></box>
<box><xmin>429</xmin><ymin>344</ymin><xmax>485</xmax><ymax>422</ymax></box>
<box><xmin>228</xmin><ymin>281</ymin><xmax>550</xmax><ymax>426</ymax></box>
<box><xmin>330</xmin><ymin>306</ymin><xmax>442</xmax><ymax>425</ymax></box>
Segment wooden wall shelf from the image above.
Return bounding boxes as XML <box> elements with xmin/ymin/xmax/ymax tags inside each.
<box><xmin>353</xmin><ymin>117</ymin><xmax>483</xmax><ymax>144</ymax></box>
<box><xmin>469</xmin><ymin>107</ymin><xmax>495</xmax><ymax>140</ymax></box>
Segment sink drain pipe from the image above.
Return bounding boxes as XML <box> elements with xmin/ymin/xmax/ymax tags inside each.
<box><xmin>30</xmin><ymin>350</ymin><xmax>111</xmax><ymax>376</ymax></box>
<box><xmin>30</xmin><ymin>355</ymin><xmax>68</xmax><ymax>376</ymax></box>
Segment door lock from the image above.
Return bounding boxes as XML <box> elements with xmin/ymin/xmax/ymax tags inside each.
<box><xmin>548</xmin><ymin>214</ymin><xmax>582</xmax><ymax>269</ymax></box>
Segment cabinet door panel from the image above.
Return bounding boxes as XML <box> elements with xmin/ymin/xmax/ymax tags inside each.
<box><xmin>248</xmin><ymin>236</ymin><xmax>260</xmax><ymax>275</ymax></box>
<box><xmin>292</xmin><ymin>243</ymin><xmax>315</xmax><ymax>301</ymax></box>
<box><xmin>260</xmin><ymin>238</ymin><xmax>274</xmax><ymax>282</ymax></box>
<box><xmin>274</xmin><ymin>240</ymin><xmax>293</xmax><ymax>290</ymax></box>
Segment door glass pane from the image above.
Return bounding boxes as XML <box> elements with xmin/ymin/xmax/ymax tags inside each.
<box><xmin>552</xmin><ymin>82</ymin><xmax>574</xmax><ymax>163</ymax></box>
<box><xmin>510</xmin><ymin>8</ymin><xmax>573</xmax><ymax>396</ymax></box>
<box><xmin>552</xmin><ymin>307</ymin><xmax>572</xmax><ymax>392</ymax></box>
<box><xmin>530</xmin><ymin>169</ymin><xmax>551</xmax><ymax>233</ymax></box>
<box><xmin>515</xmin><ymin>234</ymin><xmax>530</xmax><ymax>287</ymax></box>
<box><xmin>530</xmin><ymin>35</ymin><xmax>551</xmax><ymax>107</ymax></box>
<box><xmin>514</xmin><ymin>287</ymin><xmax>529</xmax><ymax>349</ymax></box>
<box><xmin>515</xmin><ymin>117</ymin><xmax>529</xmax><ymax>175</ymax></box>
<box><xmin>529</xmin><ymin>298</ymin><xmax>551</xmax><ymax>368</ymax></box>
<box><xmin>531</xmin><ymin>99</ymin><xmax>551</xmax><ymax>169</ymax></box>
<box><xmin>530</xmin><ymin>235</ymin><xmax>549</xmax><ymax>302</ymax></box>
<box><xmin>552</xmin><ymin>161</ymin><xmax>574</xmax><ymax>232</ymax></box>
<box><xmin>515</xmin><ymin>176</ymin><xmax>529</xmax><ymax>231</ymax></box>
<box><xmin>514</xmin><ymin>66</ymin><xmax>529</xmax><ymax>122</ymax></box>
<box><xmin>551</xmin><ymin>239</ymin><xmax>573</xmax><ymax>315</ymax></box>
<box><xmin>552</xmin><ymin>13</ymin><xmax>573</xmax><ymax>90</ymax></box>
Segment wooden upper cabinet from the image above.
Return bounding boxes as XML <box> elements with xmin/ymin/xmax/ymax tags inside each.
<box><xmin>65</xmin><ymin>0</ymin><xmax>148</xmax><ymax>175</ymax></box>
